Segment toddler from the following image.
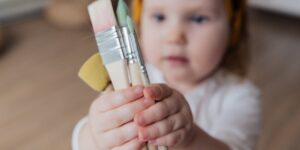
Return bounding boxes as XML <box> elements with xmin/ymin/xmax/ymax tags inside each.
<box><xmin>73</xmin><ymin>0</ymin><xmax>261</xmax><ymax>149</ymax></box>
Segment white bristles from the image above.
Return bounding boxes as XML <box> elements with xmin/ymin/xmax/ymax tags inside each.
<box><xmin>88</xmin><ymin>0</ymin><xmax>117</xmax><ymax>33</ymax></box>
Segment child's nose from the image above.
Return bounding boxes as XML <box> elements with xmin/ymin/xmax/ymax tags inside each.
<box><xmin>165</xmin><ymin>22</ymin><xmax>187</xmax><ymax>45</ymax></box>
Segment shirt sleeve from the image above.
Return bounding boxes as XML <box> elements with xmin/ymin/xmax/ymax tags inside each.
<box><xmin>72</xmin><ymin>116</ymin><xmax>88</xmax><ymax>150</ymax></box>
<box><xmin>210</xmin><ymin>81</ymin><xmax>261</xmax><ymax>150</ymax></box>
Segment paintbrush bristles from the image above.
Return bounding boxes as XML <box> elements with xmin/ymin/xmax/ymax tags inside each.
<box><xmin>126</xmin><ymin>16</ymin><xmax>135</xmax><ymax>33</ymax></box>
<box><xmin>88</xmin><ymin>0</ymin><xmax>117</xmax><ymax>33</ymax></box>
<box><xmin>116</xmin><ymin>0</ymin><xmax>129</xmax><ymax>27</ymax></box>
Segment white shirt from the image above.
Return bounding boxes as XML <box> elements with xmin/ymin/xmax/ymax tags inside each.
<box><xmin>72</xmin><ymin>65</ymin><xmax>261</xmax><ymax>150</ymax></box>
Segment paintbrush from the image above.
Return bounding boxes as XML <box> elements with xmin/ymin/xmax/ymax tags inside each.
<box><xmin>126</xmin><ymin>16</ymin><xmax>151</xmax><ymax>86</ymax></box>
<box><xmin>127</xmin><ymin>13</ymin><xmax>168</xmax><ymax>150</ymax></box>
<box><xmin>88</xmin><ymin>0</ymin><xmax>130</xmax><ymax>90</ymax></box>
<box><xmin>116</xmin><ymin>1</ymin><xmax>151</xmax><ymax>149</ymax></box>
<box><xmin>117</xmin><ymin>0</ymin><xmax>168</xmax><ymax>150</ymax></box>
<box><xmin>116</xmin><ymin>0</ymin><xmax>144</xmax><ymax>86</ymax></box>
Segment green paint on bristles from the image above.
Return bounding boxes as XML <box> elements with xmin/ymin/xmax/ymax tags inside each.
<box><xmin>126</xmin><ymin>16</ymin><xmax>135</xmax><ymax>33</ymax></box>
<box><xmin>116</xmin><ymin>0</ymin><xmax>129</xmax><ymax>27</ymax></box>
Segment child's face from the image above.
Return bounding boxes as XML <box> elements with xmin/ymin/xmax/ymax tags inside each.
<box><xmin>140</xmin><ymin>0</ymin><xmax>230</xmax><ymax>89</ymax></box>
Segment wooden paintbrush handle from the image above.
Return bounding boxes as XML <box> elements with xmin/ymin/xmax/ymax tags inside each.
<box><xmin>129</xmin><ymin>63</ymin><xmax>143</xmax><ymax>86</ymax></box>
<box><xmin>106</xmin><ymin>60</ymin><xmax>130</xmax><ymax>90</ymax></box>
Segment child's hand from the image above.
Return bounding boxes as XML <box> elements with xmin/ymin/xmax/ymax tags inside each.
<box><xmin>134</xmin><ymin>84</ymin><xmax>195</xmax><ymax>148</ymax></box>
<box><xmin>88</xmin><ymin>86</ymin><xmax>155</xmax><ymax>150</ymax></box>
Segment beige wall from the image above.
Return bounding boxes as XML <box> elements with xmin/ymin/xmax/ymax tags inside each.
<box><xmin>249</xmin><ymin>0</ymin><xmax>300</xmax><ymax>17</ymax></box>
<box><xmin>0</xmin><ymin>0</ymin><xmax>48</xmax><ymax>20</ymax></box>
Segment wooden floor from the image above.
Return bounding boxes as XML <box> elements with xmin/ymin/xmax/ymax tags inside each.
<box><xmin>248</xmin><ymin>10</ymin><xmax>300</xmax><ymax>150</ymax></box>
<box><xmin>0</xmin><ymin>9</ymin><xmax>299</xmax><ymax>150</ymax></box>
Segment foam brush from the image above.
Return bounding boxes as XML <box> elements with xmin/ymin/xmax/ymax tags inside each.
<box><xmin>88</xmin><ymin>0</ymin><xmax>130</xmax><ymax>90</ymax></box>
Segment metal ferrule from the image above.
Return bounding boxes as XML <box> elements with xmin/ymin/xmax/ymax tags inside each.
<box><xmin>121</xmin><ymin>27</ymin><xmax>136</xmax><ymax>64</ymax></box>
<box><xmin>129</xmin><ymin>33</ymin><xmax>148</xmax><ymax>75</ymax></box>
<box><xmin>95</xmin><ymin>26</ymin><xmax>125</xmax><ymax>65</ymax></box>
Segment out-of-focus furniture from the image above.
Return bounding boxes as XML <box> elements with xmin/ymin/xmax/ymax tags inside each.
<box><xmin>248</xmin><ymin>9</ymin><xmax>300</xmax><ymax>150</ymax></box>
<box><xmin>45</xmin><ymin>0</ymin><xmax>89</xmax><ymax>29</ymax></box>
<box><xmin>249</xmin><ymin>0</ymin><xmax>300</xmax><ymax>17</ymax></box>
<box><xmin>0</xmin><ymin>27</ymin><xmax>5</xmax><ymax>50</ymax></box>
<box><xmin>0</xmin><ymin>0</ymin><xmax>48</xmax><ymax>21</ymax></box>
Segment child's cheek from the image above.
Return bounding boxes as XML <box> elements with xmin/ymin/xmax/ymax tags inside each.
<box><xmin>141</xmin><ymin>25</ymin><xmax>162</xmax><ymax>65</ymax></box>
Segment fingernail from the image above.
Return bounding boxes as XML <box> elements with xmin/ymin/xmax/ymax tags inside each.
<box><xmin>146</xmin><ymin>87</ymin><xmax>156</xmax><ymax>99</ymax></box>
<box><xmin>134</xmin><ymin>86</ymin><xmax>143</xmax><ymax>95</ymax></box>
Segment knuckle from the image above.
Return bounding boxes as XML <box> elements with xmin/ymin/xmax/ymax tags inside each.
<box><xmin>185</xmin><ymin>121</ymin><xmax>193</xmax><ymax>131</ymax></box>
<box><xmin>172</xmin><ymin>132</ymin><xmax>182</xmax><ymax>146</ymax></box>
<box><xmin>160</xmin><ymin>101</ymin><xmax>170</xmax><ymax>116</ymax></box>
<box><xmin>159</xmin><ymin>84</ymin><xmax>169</xmax><ymax>96</ymax></box>
<box><xmin>177</xmin><ymin>130</ymin><xmax>186</xmax><ymax>146</ymax></box>
<box><xmin>158</xmin><ymin>121</ymin><xmax>171</xmax><ymax>137</ymax></box>
<box><xmin>165</xmin><ymin>84</ymin><xmax>173</xmax><ymax>95</ymax></box>
<box><xmin>183</xmin><ymin>108</ymin><xmax>193</xmax><ymax>124</ymax></box>
<box><xmin>89</xmin><ymin>98</ymin><xmax>102</xmax><ymax>114</ymax></box>
<box><xmin>167</xmin><ymin>116</ymin><xmax>176</xmax><ymax>130</ymax></box>
<box><xmin>157</xmin><ymin>84</ymin><xmax>164</xmax><ymax>94</ymax></box>
<box><xmin>177</xmin><ymin>113</ymin><xmax>186</xmax><ymax>128</ymax></box>
<box><xmin>151</xmin><ymin>105</ymin><xmax>166</xmax><ymax>122</ymax></box>
<box><xmin>112</xmin><ymin>93</ymin><xmax>125</xmax><ymax>104</ymax></box>
<box><xmin>123</xmin><ymin>90</ymin><xmax>133</xmax><ymax>100</ymax></box>
<box><xmin>166</xmin><ymin>136</ymin><xmax>177</xmax><ymax>146</ymax></box>
<box><xmin>127</xmin><ymin>100</ymin><xmax>141</xmax><ymax>114</ymax></box>
<box><xmin>90</xmin><ymin>93</ymin><xmax>117</xmax><ymax>113</ymax></box>
<box><xmin>111</xmin><ymin>115</ymin><xmax>124</xmax><ymax>127</ymax></box>
<box><xmin>149</xmin><ymin>125</ymin><xmax>160</xmax><ymax>139</ymax></box>
<box><xmin>115</xmin><ymin>133</ymin><xmax>127</xmax><ymax>146</ymax></box>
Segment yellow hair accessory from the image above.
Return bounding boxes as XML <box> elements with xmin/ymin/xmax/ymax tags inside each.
<box><xmin>132</xmin><ymin>0</ymin><xmax>143</xmax><ymax>24</ymax></box>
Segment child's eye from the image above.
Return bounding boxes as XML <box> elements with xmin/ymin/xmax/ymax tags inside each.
<box><xmin>189</xmin><ymin>15</ymin><xmax>208</xmax><ymax>24</ymax></box>
<box><xmin>152</xmin><ymin>14</ymin><xmax>166</xmax><ymax>22</ymax></box>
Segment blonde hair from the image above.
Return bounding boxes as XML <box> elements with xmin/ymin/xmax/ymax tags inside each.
<box><xmin>131</xmin><ymin>0</ymin><xmax>249</xmax><ymax>77</ymax></box>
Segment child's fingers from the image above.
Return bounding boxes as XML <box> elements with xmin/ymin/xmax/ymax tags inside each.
<box><xmin>149</xmin><ymin>128</ymin><xmax>187</xmax><ymax>147</ymax></box>
<box><xmin>144</xmin><ymin>84</ymin><xmax>173</xmax><ymax>101</ymax></box>
<box><xmin>138</xmin><ymin>112</ymin><xmax>186</xmax><ymax>141</ymax></box>
<box><xmin>134</xmin><ymin>97</ymin><xmax>181</xmax><ymax>126</ymax></box>
<box><xmin>112</xmin><ymin>138</ymin><xmax>145</xmax><ymax>150</ymax></box>
<box><xmin>91</xmin><ymin>85</ymin><xmax>144</xmax><ymax>113</ymax></box>
<box><xmin>93</xmin><ymin>98</ymin><xmax>155</xmax><ymax>131</ymax></box>
<box><xmin>100</xmin><ymin>122</ymin><xmax>139</xmax><ymax>149</ymax></box>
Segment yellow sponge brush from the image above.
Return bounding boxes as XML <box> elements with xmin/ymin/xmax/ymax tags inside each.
<box><xmin>78</xmin><ymin>53</ymin><xmax>110</xmax><ymax>91</ymax></box>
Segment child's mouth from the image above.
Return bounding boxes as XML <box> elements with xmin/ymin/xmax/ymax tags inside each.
<box><xmin>165</xmin><ymin>56</ymin><xmax>189</xmax><ymax>66</ymax></box>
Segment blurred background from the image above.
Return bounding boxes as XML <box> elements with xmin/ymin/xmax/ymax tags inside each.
<box><xmin>0</xmin><ymin>0</ymin><xmax>299</xmax><ymax>150</ymax></box>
